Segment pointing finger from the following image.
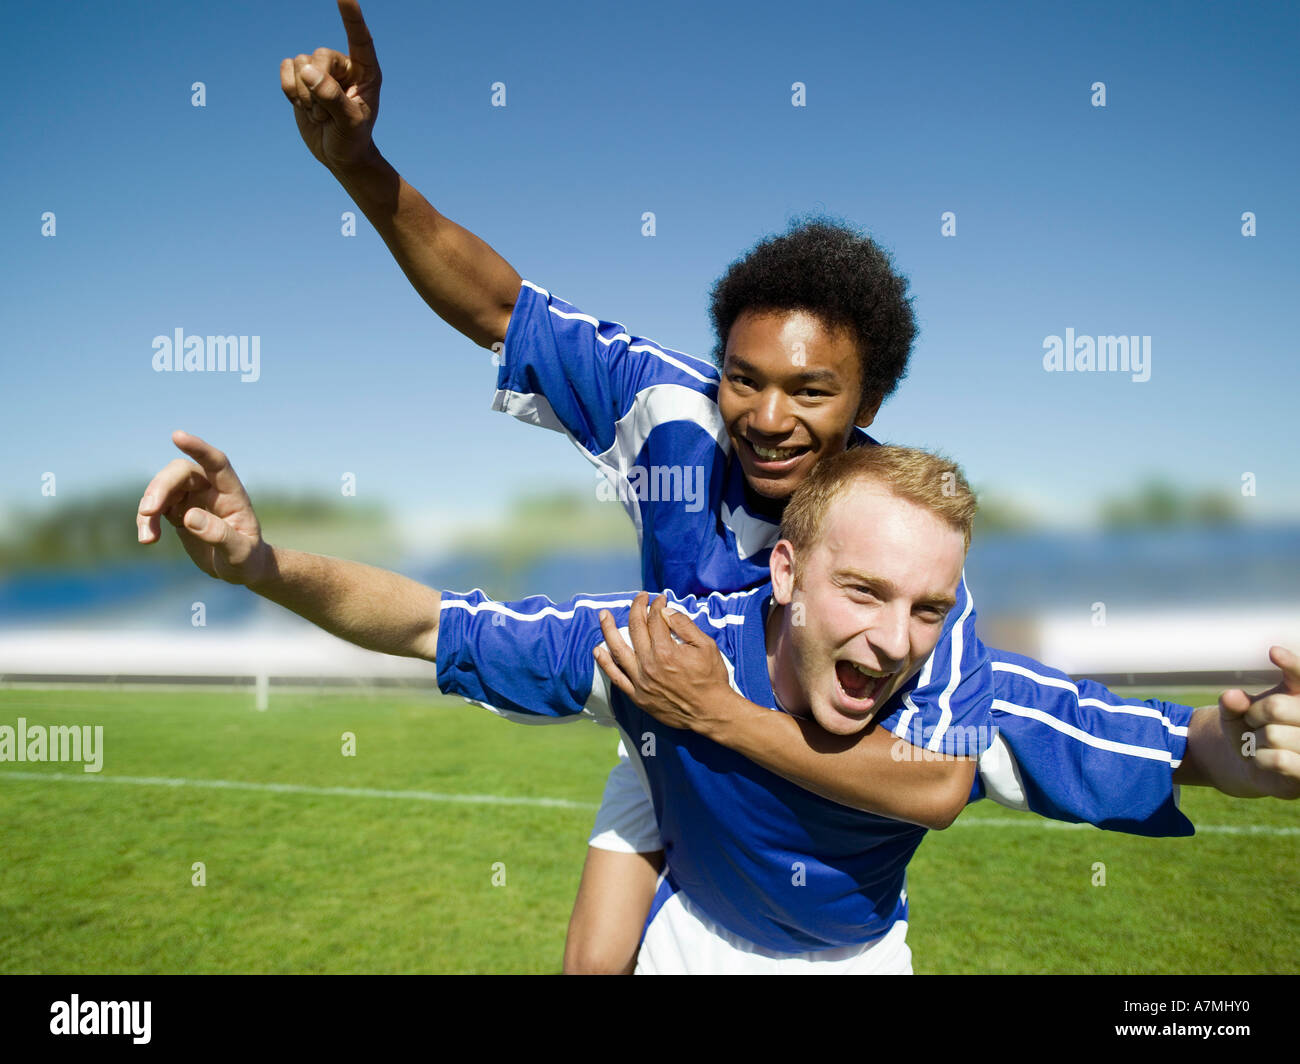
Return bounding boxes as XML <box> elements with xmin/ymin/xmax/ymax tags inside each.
<box><xmin>338</xmin><ymin>0</ymin><xmax>379</xmax><ymax>69</ymax></box>
<box><xmin>171</xmin><ymin>431</ymin><xmax>246</xmax><ymax>496</ymax></box>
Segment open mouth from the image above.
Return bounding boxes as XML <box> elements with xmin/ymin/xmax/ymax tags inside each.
<box><xmin>742</xmin><ymin>437</ymin><xmax>810</xmax><ymax>472</ymax></box>
<box><xmin>833</xmin><ymin>660</ymin><xmax>892</xmax><ymax>716</ymax></box>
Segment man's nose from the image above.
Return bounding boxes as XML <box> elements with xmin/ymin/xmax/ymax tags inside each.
<box><xmin>867</xmin><ymin>604</ymin><xmax>910</xmax><ymax>672</ymax></box>
<box><xmin>751</xmin><ymin>389</ymin><xmax>795</xmax><ymax>436</ymax></box>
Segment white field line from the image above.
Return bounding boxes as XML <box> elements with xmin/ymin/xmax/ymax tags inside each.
<box><xmin>951</xmin><ymin>815</ymin><xmax>1300</xmax><ymax>837</ymax></box>
<box><xmin>0</xmin><ymin>770</ymin><xmax>598</xmax><ymax>810</ymax></box>
<box><xmin>1</xmin><ymin>771</ymin><xmax>1296</xmax><ymax>836</ymax></box>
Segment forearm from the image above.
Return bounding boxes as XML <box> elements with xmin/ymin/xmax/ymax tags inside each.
<box><xmin>701</xmin><ymin>689</ymin><xmax>973</xmax><ymax>829</ymax></box>
<box><xmin>330</xmin><ymin>147</ymin><xmax>522</xmax><ymax>348</ymax></box>
<box><xmin>248</xmin><ymin>545</ymin><xmax>440</xmax><ymax>662</ymax></box>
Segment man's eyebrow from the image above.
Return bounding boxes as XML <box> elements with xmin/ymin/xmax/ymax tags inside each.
<box><xmin>728</xmin><ymin>355</ymin><xmax>841</xmax><ymax>385</ymax></box>
<box><xmin>834</xmin><ymin>569</ymin><xmax>957</xmax><ymax>610</ymax></box>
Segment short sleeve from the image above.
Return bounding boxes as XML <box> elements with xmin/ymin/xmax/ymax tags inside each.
<box><xmin>436</xmin><ymin>588</ymin><xmax>627</xmax><ymax>726</ymax></box>
<box><xmin>491</xmin><ymin>279</ymin><xmax>722</xmax><ymax>465</ymax></box>
<box><xmin>973</xmin><ymin>646</ymin><xmax>1195</xmax><ymax>837</ymax></box>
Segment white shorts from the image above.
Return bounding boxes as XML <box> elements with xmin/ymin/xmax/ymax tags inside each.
<box><xmin>589</xmin><ymin>745</ymin><xmax>913</xmax><ymax>973</ymax></box>
<box><xmin>636</xmin><ymin>887</ymin><xmax>913</xmax><ymax>975</ymax></box>
<box><xmin>587</xmin><ymin>741</ymin><xmax>663</xmax><ymax>854</ymax></box>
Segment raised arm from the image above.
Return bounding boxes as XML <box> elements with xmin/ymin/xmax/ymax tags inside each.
<box><xmin>137</xmin><ymin>431</ymin><xmax>441</xmax><ymax>662</ymax></box>
<box><xmin>281</xmin><ymin>0</ymin><xmax>520</xmax><ymax>348</ymax></box>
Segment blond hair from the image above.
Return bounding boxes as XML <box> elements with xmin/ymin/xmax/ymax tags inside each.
<box><xmin>779</xmin><ymin>445</ymin><xmax>977</xmax><ymax>554</ymax></box>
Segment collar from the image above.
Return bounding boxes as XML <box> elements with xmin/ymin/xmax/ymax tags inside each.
<box><xmin>735</xmin><ymin>583</ymin><xmax>779</xmax><ymax>711</ymax></box>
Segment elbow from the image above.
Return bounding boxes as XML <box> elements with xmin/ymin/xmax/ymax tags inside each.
<box><xmin>924</xmin><ymin>763</ymin><xmax>977</xmax><ymax>831</ymax></box>
<box><xmin>413</xmin><ymin>600</ymin><xmax>441</xmax><ymax>664</ymax></box>
<box><xmin>420</xmin><ymin>618</ymin><xmax>440</xmax><ymax>664</ymax></box>
<box><xmin>924</xmin><ymin>799</ymin><xmax>963</xmax><ymax>832</ymax></box>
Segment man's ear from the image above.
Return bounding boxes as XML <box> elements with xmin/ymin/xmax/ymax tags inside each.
<box><xmin>770</xmin><ymin>540</ymin><xmax>797</xmax><ymax>605</ymax></box>
<box><xmin>855</xmin><ymin>393</ymin><xmax>883</xmax><ymax>428</ymax></box>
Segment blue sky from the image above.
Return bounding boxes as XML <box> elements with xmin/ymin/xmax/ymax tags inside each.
<box><xmin>3</xmin><ymin>0</ymin><xmax>1298</xmax><ymax>543</ymax></box>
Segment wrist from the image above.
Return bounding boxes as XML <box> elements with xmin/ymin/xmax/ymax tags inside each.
<box><xmin>328</xmin><ymin>141</ymin><xmax>386</xmax><ymax>181</ymax></box>
<box><xmin>698</xmin><ymin>687</ymin><xmax>764</xmax><ymax>743</ymax></box>
<box><xmin>243</xmin><ymin>541</ymin><xmax>280</xmax><ymax>594</ymax></box>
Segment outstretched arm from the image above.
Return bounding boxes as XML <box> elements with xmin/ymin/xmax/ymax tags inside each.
<box><xmin>281</xmin><ymin>0</ymin><xmax>520</xmax><ymax>348</ymax></box>
<box><xmin>137</xmin><ymin>431</ymin><xmax>441</xmax><ymax>662</ymax></box>
<box><xmin>248</xmin><ymin>547</ymin><xmax>441</xmax><ymax>663</ymax></box>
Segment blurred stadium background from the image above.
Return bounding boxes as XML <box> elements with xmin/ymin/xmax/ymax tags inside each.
<box><xmin>2</xmin><ymin>479</ymin><xmax>1297</xmax><ymax>690</ymax></box>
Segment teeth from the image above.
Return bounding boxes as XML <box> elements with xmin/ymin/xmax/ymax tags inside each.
<box><xmin>752</xmin><ymin>444</ymin><xmax>802</xmax><ymax>460</ymax></box>
<box><xmin>850</xmin><ymin>662</ymin><xmax>882</xmax><ymax>678</ymax></box>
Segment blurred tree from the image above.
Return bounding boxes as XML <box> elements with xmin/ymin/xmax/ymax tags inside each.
<box><xmin>0</xmin><ymin>486</ymin><xmax>393</xmax><ymax>573</ymax></box>
<box><xmin>1099</xmin><ymin>478</ymin><xmax>1239</xmax><ymax>529</ymax></box>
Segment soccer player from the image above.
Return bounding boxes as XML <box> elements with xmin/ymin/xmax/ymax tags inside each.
<box><xmin>272</xmin><ymin>1</ymin><xmax>1300</xmax><ymax>973</ymax></box>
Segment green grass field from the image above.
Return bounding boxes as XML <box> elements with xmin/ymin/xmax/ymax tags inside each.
<box><xmin>1</xmin><ymin>686</ymin><xmax>1295</xmax><ymax>974</ymax></box>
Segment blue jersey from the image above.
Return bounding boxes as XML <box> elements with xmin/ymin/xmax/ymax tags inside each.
<box><xmin>437</xmin><ymin>584</ymin><xmax>990</xmax><ymax>951</ymax></box>
<box><xmin>493</xmin><ymin>279</ymin><xmax>1196</xmax><ymax>837</ymax></box>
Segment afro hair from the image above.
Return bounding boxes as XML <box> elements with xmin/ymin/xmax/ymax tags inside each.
<box><xmin>707</xmin><ymin>213</ymin><xmax>917</xmax><ymax>414</ymax></box>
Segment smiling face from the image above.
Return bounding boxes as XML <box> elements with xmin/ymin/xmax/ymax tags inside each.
<box><xmin>766</xmin><ymin>479</ymin><xmax>966</xmax><ymax>736</ymax></box>
<box><xmin>718</xmin><ymin>309</ymin><xmax>879</xmax><ymax>501</ymax></box>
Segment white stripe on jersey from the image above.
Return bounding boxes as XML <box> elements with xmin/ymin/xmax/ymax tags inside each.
<box><xmin>439</xmin><ymin>592</ymin><xmax>749</xmax><ymax>628</ymax></box>
<box><xmin>597</xmin><ymin>382</ymin><xmax>729</xmax><ymax>477</ymax></box>
<box><xmin>522</xmin><ymin>280</ymin><xmax>719</xmax><ymax>384</ymax></box>
<box><xmin>894</xmin><ymin>618</ymin><xmax>944</xmax><ymax>746</ymax></box>
<box><xmin>991</xmin><ymin>699</ymin><xmax>1182</xmax><ymax>765</ymax></box>
<box><xmin>991</xmin><ymin>660</ymin><xmax>1189</xmax><ymax>736</ymax></box>
<box><xmin>720</xmin><ymin>501</ymin><xmax>780</xmax><ymax>562</ymax></box>
<box><xmin>490</xmin><ymin>388</ymin><xmax>568</xmax><ymax>434</ymax></box>
<box><xmin>927</xmin><ymin>573</ymin><xmax>975</xmax><ymax>751</ymax></box>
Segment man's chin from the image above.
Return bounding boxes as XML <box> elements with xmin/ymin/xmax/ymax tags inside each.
<box><xmin>809</xmin><ymin>703</ymin><xmax>873</xmax><ymax>737</ymax></box>
<box><xmin>745</xmin><ymin>474</ymin><xmax>796</xmax><ymax>500</ymax></box>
